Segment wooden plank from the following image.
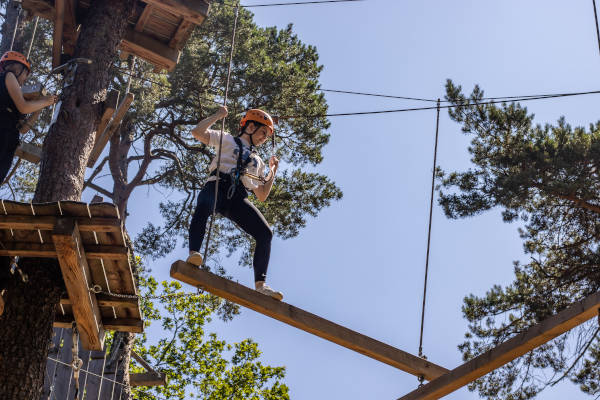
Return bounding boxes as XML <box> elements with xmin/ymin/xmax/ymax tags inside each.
<box><xmin>61</xmin><ymin>292</ymin><xmax>139</xmax><ymax>309</ymax></box>
<box><xmin>135</xmin><ymin>4</ymin><xmax>155</xmax><ymax>32</ymax></box>
<box><xmin>0</xmin><ymin>215</ymin><xmax>121</xmax><ymax>232</ymax></box>
<box><xmin>22</xmin><ymin>83</ymin><xmax>46</xmax><ymax>100</ymax></box>
<box><xmin>141</xmin><ymin>0</ymin><xmax>209</xmax><ymax>25</ymax></box>
<box><xmin>52</xmin><ymin>218</ymin><xmax>105</xmax><ymax>350</ymax></box>
<box><xmin>54</xmin><ymin>316</ymin><xmax>144</xmax><ymax>333</ymax></box>
<box><xmin>398</xmin><ymin>291</ymin><xmax>600</xmax><ymax>400</ymax></box>
<box><xmin>61</xmin><ymin>0</ymin><xmax>78</xmax><ymax>55</ymax></box>
<box><xmin>21</xmin><ymin>0</ymin><xmax>55</xmax><ymax>20</ymax></box>
<box><xmin>14</xmin><ymin>142</ymin><xmax>42</xmax><ymax>163</ymax></box>
<box><xmin>0</xmin><ymin>242</ymin><xmax>127</xmax><ymax>259</ymax></box>
<box><xmin>93</xmin><ymin>90</ymin><xmax>119</xmax><ymax>145</ymax></box>
<box><xmin>169</xmin><ymin>19</ymin><xmax>194</xmax><ymax>49</ymax></box>
<box><xmin>52</xmin><ymin>0</ymin><xmax>65</xmax><ymax>69</ymax></box>
<box><xmin>87</xmin><ymin>92</ymin><xmax>134</xmax><ymax>168</ymax></box>
<box><xmin>119</xmin><ymin>28</ymin><xmax>179</xmax><ymax>71</ymax></box>
<box><xmin>170</xmin><ymin>261</ymin><xmax>448</xmax><ymax>381</ymax></box>
<box><xmin>130</xmin><ymin>372</ymin><xmax>168</xmax><ymax>387</ymax></box>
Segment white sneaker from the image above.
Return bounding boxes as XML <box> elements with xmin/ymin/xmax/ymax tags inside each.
<box><xmin>256</xmin><ymin>284</ymin><xmax>284</xmax><ymax>301</ymax></box>
<box><xmin>186</xmin><ymin>251</ymin><xmax>203</xmax><ymax>266</ymax></box>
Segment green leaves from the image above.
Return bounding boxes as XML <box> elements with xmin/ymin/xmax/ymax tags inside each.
<box><xmin>132</xmin><ymin>277</ymin><xmax>288</xmax><ymax>400</ymax></box>
<box><xmin>442</xmin><ymin>80</ymin><xmax>600</xmax><ymax>399</ymax></box>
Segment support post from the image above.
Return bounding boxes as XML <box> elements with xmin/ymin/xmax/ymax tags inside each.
<box><xmin>52</xmin><ymin>218</ymin><xmax>105</xmax><ymax>350</ymax></box>
<box><xmin>87</xmin><ymin>92</ymin><xmax>134</xmax><ymax>168</ymax></box>
<box><xmin>52</xmin><ymin>0</ymin><xmax>65</xmax><ymax>68</ymax></box>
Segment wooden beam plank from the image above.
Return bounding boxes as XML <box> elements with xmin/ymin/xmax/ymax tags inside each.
<box><xmin>0</xmin><ymin>242</ymin><xmax>128</xmax><ymax>260</ymax></box>
<box><xmin>87</xmin><ymin>92</ymin><xmax>134</xmax><ymax>168</ymax></box>
<box><xmin>135</xmin><ymin>5</ymin><xmax>154</xmax><ymax>33</ymax></box>
<box><xmin>168</xmin><ymin>18</ymin><xmax>194</xmax><ymax>49</ymax></box>
<box><xmin>61</xmin><ymin>293</ymin><xmax>139</xmax><ymax>309</ymax></box>
<box><xmin>14</xmin><ymin>142</ymin><xmax>42</xmax><ymax>163</ymax></box>
<box><xmin>119</xmin><ymin>28</ymin><xmax>179</xmax><ymax>72</ymax></box>
<box><xmin>61</xmin><ymin>0</ymin><xmax>78</xmax><ymax>55</ymax></box>
<box><xmin>52</xmin><ymin>218</ymin><xmax>105</xmax><ymax>350</ymax></box>
<box><xmin>170</xmin><ymin>261</ymin><xmax>448</xmax><ymax>381</ymax></box>
<box><xmin>81</xmin><ymin>245</ymin><xmax>129</xmax><ymax>260</ymax></box>
<box><xmin>398</xmin><ymin>291</ymin><xmax>600</xmax><ymax>400</ymax></box>
<box><xmin>141</xmin><ymin>0</ymin><xmax>209</xmax><ymax>25</ymax></box>
<box><xmin>22</xmin><ymin>84</ymin><xmax>46</xmax><ymax>100</ymax></box>
<box><xmin>52</xmin><ymin>0</ymin><xmax>65</xmax><ymax>69</ymax></box>
<box><xmin>130</xmin><ymin>372</ymin><xmax>168</xmax><ymax>387</ymax></box>
<box><xmin>0</xmin><ymin>215</ymin><xmax>122</xmax><ymax>233</ymax></box>
<box><xmin>103</xmin><ymin>318</ymin><xmax>144</xmax><ymax>332</ymax></box>
<box><xmin>22</xmin><ymin>0</ymin><xmax>55</xmax><ymax>20</ymax></box>
<box><xmin>93</xmin><ymin>90</ymin><xmax>119</xmax><ymax>145</ymax></box>
<box><xmin>54</xmin><ymin>316</ymin><xmax>143</xmax><ymax>333</ymax></box>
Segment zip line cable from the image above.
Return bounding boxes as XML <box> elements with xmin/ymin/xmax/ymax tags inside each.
<box><xmin>278</xmin><ymin>89</ymin><xmax>600</xmax><ymax>119</ymax></box>
<box><xmin>593</xmin><ymin>0</ymin><xmax>600</xmax><ymax>56</ymax></box>
<box><xmin>319</xmin><ymin>87</ymin><xmax>600</xmax><ymax>103</ymax></box>
<box><xmin>202</xmin><ymin>3</ymin><xmax>241</xmax><ymax>268</ymax></box>
<box><xmin>321</xmin><ymin>88</ymin><xmax>438</xmax><ymax>102</ymax></box>
<box><xmin>417</xmin><ymin>100</ymin><xmax>441</xmax><ymax>384</ymax></box>
<box><xmin>107</xmin><ymin>67</ymin><xmax>600</xmax><ymax>120</ymax></box>
<box><xmin>237</xmin><ymin>0</ymin><xmax>363</xmax><ymax>7</ymax></box>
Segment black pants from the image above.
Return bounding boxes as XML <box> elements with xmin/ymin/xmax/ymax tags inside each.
<box><xmin>0</xmin><ymin>127</ymin><xmax>19</xmax><ymax>184</ymax></box>
<box><xmin>189</xmin><ymin>178</ymin><xmax>273</xmax><ymax>282</ymax></box>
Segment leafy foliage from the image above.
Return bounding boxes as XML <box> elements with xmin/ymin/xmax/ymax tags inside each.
<box><xmin>126</xmin><ymin>3</ymin><xmax>342</xmax><ymax>267</ymax></box>
<box><xmin>133</xmin><ymin>276</ymin><xmax>289</xmax><ymax>400</ymax></box>
<box><xmin>440</xmin><ymin>79</ymin><xmax>600</xmax><ymax>399</ymax></box>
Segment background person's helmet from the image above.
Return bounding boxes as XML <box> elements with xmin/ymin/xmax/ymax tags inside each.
<box><xmin>239</xmin><ymin>109</ymin><xmax>274</xmax><ymax>136</ymax></box>
<box><xmin>0</xmin><ymin>51</ymin><xmax>31</xmax><ymax>72</ymax></box>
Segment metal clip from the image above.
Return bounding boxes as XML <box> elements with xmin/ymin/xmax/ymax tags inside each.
<box><xmin>9</xmin><ymin>257</ymin><xmax>28</xmax><ymax>283</ymax></box>
<box><xmin>90</xmin><ymin>284</ymin><xmax>102</xmax><ymax>294</ymax></box>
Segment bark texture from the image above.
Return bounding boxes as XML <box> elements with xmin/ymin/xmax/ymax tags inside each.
<box><xmin>0</xmin><ymin>1</ymin><xmax>135</xmax><ymax>399</ymax></box>
<box><xmin>35</xmin><ymin>0</ymin><xmax>135</xmax><ymax>202</ymax></box>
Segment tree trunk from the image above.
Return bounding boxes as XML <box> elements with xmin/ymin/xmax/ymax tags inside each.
<box><xmin>0</xmin><ymin>1</ymin><xmax>134</xmax><ymax>399</ymax></box>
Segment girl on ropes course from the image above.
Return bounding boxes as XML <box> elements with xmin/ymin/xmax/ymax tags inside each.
<box><xmin>186</xmin><ymin>106</ymin><xmax>284</xmax><ymax>301</ymax></box>
<box><xmin>0</xmin><ymin>51</ymin><xmax>57</xmax><ymax>184</ymax></box>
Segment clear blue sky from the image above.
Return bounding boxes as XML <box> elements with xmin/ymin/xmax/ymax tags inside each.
<box><xmin>111</xmin><ymin>1</ymin><xmax>600</xmax><ymax>398</ymax></box>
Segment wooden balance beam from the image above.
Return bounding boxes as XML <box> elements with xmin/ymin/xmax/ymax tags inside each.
<box><xmin>170</xmin><ymin>260</ymin><xmax>448</xmax><ymax>381</ymax></box>
<box><xmin>398</xmin><ymin>290</ymin><xmax>600</xmax><ymax>400</ymax></box>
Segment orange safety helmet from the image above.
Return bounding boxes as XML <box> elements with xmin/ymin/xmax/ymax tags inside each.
<box><xmin>239</xmin><ymin>109</ymin><xmax>274</xmax><ymax>136</ymax></box>
<box><xmin>0</xmin><ymin>51</ymin><xmax>31</xmax><ymax>72</ymax></box>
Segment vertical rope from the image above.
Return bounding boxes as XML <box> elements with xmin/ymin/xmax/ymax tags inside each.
<box><xmin>9</xmin><ymin>3</ymin><xmax>22</xmax><ymax>51</ymax></box>
<box><xmin>125</xmin><ymin>56</ymin><xmax>135</xmax><ymax>94</ymax></box>
<box><xmin>201</xmin><ymin>3</ymin><xmax>240</xmax><ymax>266</ymax></box>
<box><xmin>593</xmin><ymin>0</ymin><xmax>600</xmax><ymax>57</ymax></box>
<box><xmin>26</xmin><ymin>16</ymin><xmax>40</xmax><ymax>59</ymax></box>
<box><xmin>417</xmin><ymin>99</ymin><xmax>441</xmax><ymax>368</ymax></box>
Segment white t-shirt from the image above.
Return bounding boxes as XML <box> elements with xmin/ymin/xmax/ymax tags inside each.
<box><xmin>206</xmin><ymin>129</ymin><xmax>266</xmax><ymax>190</ymax></box>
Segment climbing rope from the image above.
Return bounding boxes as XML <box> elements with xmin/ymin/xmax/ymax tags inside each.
<box><xmin>593</xmin><ymin>0</ymin><xmax>600</xmax><ymax>57</ymax></box>
<box><xmin>9</xmin><ymin>1</ymin><xmax>22</xmax><ymax>51</ymax></box>
<box><xmin>26</xmin><ymin>16</ymin><xmax>40</xmax><ymax>59</ymax></box>
<box><xmin>417</xmin><ymin>99</ymin><xmax>441</xmax><ymax>384</ymax></box>
<box><xmin>201</xmin><ymin>2</ymin><xmax>241</xmax><ymax>268</ymax></box>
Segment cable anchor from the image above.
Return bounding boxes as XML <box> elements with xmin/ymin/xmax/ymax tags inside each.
<box><xmin>89</xmin><ymin>284</ymin><xmax>102</xmax><ymax>294</ymax></box>
<box><xmin>9</xmin><ymin>257</ymin><xmax>28</xmax><ymax>283</ymax></box>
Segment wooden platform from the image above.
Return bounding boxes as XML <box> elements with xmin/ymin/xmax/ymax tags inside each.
<box><xmin>170</xmin><ymin>260</ymin><xmax>448</xmax><ymax>381</ymax></box>
<box><xmin>398</xmin><ymin>290</ymin><xmax>600</xmax><ymax>400</ymax></box>
<box><xmin>0</xmin><ymin>200</ymin><xmax>142</xmax><ymax>350</ymax></box>
<box><xmin>22</xmin><ymin>0</ymin><xmax>211</xmax><ymax>71</ymax></box>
